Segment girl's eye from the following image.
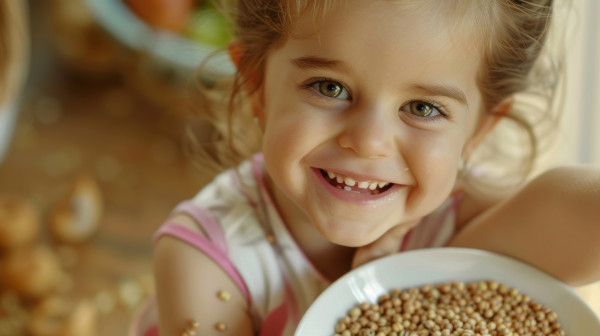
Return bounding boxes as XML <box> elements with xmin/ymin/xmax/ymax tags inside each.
<box><xmin>402</xmin><ymin>101</ymin><xmax>442</xmax><ymax>118</ymax></box>
<box><xmin>311</xmin><ymin>80</ymin><xmax>351</xmax><ymax>100</ymax></box>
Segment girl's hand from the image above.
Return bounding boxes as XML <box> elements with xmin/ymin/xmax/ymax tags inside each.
<box><xmin>351</xmin><ymin>220</ymin><xmax>419</xmax><ymax>269</ymax></box>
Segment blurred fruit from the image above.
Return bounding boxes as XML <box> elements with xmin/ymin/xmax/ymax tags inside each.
<box><xmin>124</xmin><ymin>0</ymin><xmax>196</xmax><ymax>33</ymax></box>
<box><xmin>28</xmin><ymin>296</ymin><xmax>97</xmax><ymax>336</ymax></box>
<box><xmin>1</xmin><ymin>245</ymin><xmax>62</xmax><ymax>299</ymax></box>
<box><xmin>49</xmin><ymin>174</ymin><xmax>103</xmax><ymax>244</ymax></box>
<box><xmin>50</xmin><ymin>0</ymin><xmax>125</xmax><ymax>79</ymax></box>
<box><xmin>186</xmin><ymin>4</ymin><xmax>232</xmax><ymax>47</ymax></box>
<box><xmin>0</xmin><ymin>196</ymin><xmax>40</xmax><ymax>250</ymax></box>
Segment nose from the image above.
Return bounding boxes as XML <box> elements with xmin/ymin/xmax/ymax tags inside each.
<box><xmin>337</xmin><ymin>106</ymin><xmax>396</xmax><ymax>158</ymax></box>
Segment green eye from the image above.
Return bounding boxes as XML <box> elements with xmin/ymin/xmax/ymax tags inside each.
<box><xmin>409</xmin><ymin>102</ymin><xmax>436</xmax><ymax>117</ymax></box>
<box><xmin>319</xmin><ymin>81</ymin><xmax>343</xmax><ymax>98</ymax></box>
<box><xmin>306</xmin><ymin>79</ymin><xmax>351</xmax><ymax>100</ymax></box>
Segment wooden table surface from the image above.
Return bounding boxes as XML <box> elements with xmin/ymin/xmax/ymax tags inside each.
<box><xmin>0</xmin><ymin>1</ymin><xmax>598</xmax><ymax>335</ymax></box>
<box><xmin>0</xmin><ymin>70</ymin><xmax>210</xmax><ymax>334</ymax></box>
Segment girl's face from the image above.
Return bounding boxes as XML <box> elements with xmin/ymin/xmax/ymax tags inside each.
<box><xmin>258</xmin><ymin>0</ymin><xmax>485</xmax><ymax>247</ymax></box>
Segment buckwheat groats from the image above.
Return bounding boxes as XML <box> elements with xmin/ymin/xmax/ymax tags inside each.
<box><xmin>333</xmin><ymin>281</ymin><xmax>566</xmax><ymax>336</ymax></box>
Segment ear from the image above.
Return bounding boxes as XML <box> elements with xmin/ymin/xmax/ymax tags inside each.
<box><xmin>227</xmin><ymin>39</ymin><xmax>244</xmax><ymax>69</ymax></box>
<box><xmin>227</xmin><ymin>39</ymin><xmax>266</xmax><ymax>125</ymax></box>
<box><xmin>462</xmin><ymin>96</ymin><xmax>514</xmax><ymax>160</ymax></box>
<box><xmin>227</xmin><ymin>39</ymin><xmax>261</xmax><ymax>91</ymax></box>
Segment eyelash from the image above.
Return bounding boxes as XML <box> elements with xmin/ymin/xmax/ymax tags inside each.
<box><xmin>400</xmin><ymin>100</ymin><xmax>453</xmax><ymax>123</ymax></box>
<box><xmin>300</xmin><ymin>78</ymin><xmax>453</xmax><ymax>122</ymax></box>
<box><xmin>301</xmin><ymin>77</ymin><xmax>353</xmax><ymax>100</ymax></box>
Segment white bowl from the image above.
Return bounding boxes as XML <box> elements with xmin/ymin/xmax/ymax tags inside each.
<box><xmin>295</xmin><ymin>247</ymin><xmax>600</xmax><ymax>336</ymax></box>
<box><xmin>0</xmin><ymin>103</ymin><xmax>19</xmax><ymax>164</ymax></box>
<box><xmin>84</xmin><ymin>0</ymin><xmax>234</xmax><ymax>76</ymax></box>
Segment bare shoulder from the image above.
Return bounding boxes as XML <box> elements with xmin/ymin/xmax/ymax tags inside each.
<box><xmin>153</xmin><ymin>217</ymin><xmax>254</xmax><ymax>335</ymax></box>
<box><xmin>449</xmin><ymin>165</ymin><xmax>600</xmax><ymax>285</ymax></box>
<box><xmin>532</xmin><ymin>165</ymin><xmax>600</xmax><ymax>196</ymax></box>
<box><xmin>520</xmin><ymin>165</ymin><xmax>600</xmax><ymax>221</ymax></box>
<box><xmin>456</xmin><ymin>165</ymin><xmax>600</xmax><ymax>229</ymax></box>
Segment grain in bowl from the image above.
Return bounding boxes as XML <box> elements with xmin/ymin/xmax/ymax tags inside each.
<box><xmin>333</xmin><ymin>280</ymin><xmax>565</xmax><ymax>336</ymax></box>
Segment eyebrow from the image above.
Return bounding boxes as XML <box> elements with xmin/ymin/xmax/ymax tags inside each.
<box><xmin>409</xmin><ymin>83</ymin><xmax>468</xmax><ymax>107</ymax></box>
<box><xmin>291</xmin><ymin>56</ymin><xmax>349</xmax><ymax>73</ymax></box>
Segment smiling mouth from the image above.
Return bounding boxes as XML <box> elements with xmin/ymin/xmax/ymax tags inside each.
<box><xmin>319</xmin><ymin>169</ymin><xmax>394</xmax><ymax>195</ymax></box>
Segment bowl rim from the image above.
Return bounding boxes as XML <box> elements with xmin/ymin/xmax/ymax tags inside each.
<box><xmin>84</xmin><ymin>0</ymin><xmax>234</xmax><ymax>74</ymax></box>
<box><xmin>295</xmin><ymin>247</ymin><xmax>600</xmax><ymax>336</ymax></box>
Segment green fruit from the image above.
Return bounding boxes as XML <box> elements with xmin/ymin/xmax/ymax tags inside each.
<box><xmin>187</xmin><ymin>6</ymin><xmax>232</xmax><ymax>47</ymax></box>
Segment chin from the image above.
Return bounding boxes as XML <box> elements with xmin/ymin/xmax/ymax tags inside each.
<box><xmin>312</xmin><ymin>214</ymin><xmax>391</xmax><ymax>247</ymax></box>
<box><xmin>321</xmin><ymin>226</ymin><xmax>381</xmax><ymax>248</ymax></box>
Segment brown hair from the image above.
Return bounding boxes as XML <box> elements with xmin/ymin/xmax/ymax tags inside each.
<box><xmin>468</xmin><ymin>0</ymin><xmax>562</xmax><ymax>189</ymax></box>
<box><xmin>188</xmin><ymin>0</ymin><xmax>563</xmax><ymax>189</ymax></box>
<box><xmin>0</xmin><ymin>0</ymin><xmax>29</xmax><ymax>106</ymax></box>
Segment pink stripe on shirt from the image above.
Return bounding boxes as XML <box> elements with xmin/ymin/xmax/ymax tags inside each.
<box><xmin>259</xmin><ymin>302</ymin><xmax>289</xmax><ymax>336</ymax></box>
<box><xmin>171</xmin><ymin>201</ymin><xmax>228</xmax><ymax>253</ymax></box>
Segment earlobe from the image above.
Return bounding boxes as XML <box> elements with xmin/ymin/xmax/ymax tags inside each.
<box><xmin>250</xmin><ymin>91</ymin><xmax>265</xmax><ymax>127</ymax></box>
<box><xmin>462</xmin><ymin>97</ymin><xmax>514</xmax><ymax>160</ymax></box>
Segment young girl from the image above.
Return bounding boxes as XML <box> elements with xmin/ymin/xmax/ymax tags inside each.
<box><xmin>0</xmin><ymin>0</ymin><xmax>28</xmax><ymax>164</ymax></box>
<box><xmin>142</xmin><ymin>1</ymin><xmax>600</xmax><ymax>335</ymax></box>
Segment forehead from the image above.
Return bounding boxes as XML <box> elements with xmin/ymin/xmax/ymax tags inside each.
<box><xmin>277</xmin><ymin>0</ymin><xmax>484</xmax><ymax>109</ymax></box>
<box><xmin>287</xmin><ymin>0</ymin><xmax>486</xmax><ymax>42</ymax></box>
<box><xmin>289</xmin><ymin>0</ymin><xmax>483</xmax><ymax>72</ymax></box>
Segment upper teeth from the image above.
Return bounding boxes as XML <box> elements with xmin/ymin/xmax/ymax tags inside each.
<box><xmin>326</xmin><ymin>170</ymin><xmax>390</xmax><ymax>190</ymax></box>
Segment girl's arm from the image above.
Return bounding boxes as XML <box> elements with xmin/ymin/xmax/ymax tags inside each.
<box><xmin>449</xmin><ymin>166</ymin><xmax>600</xmax><ymax>286</ymax></box>
<box><xmin>153</xmin><ymin>216</ymin><xmax>254</xmax><ymax>336</ymax></box>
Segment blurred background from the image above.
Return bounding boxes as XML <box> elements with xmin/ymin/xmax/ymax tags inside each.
<box><xmin>0</xmin><ymin>0</ymin><xmax>597</xmax><ymax>335</ymax></box>
<box><xmin>0</xmin><ymin>0</ymin><xmax>230</xmax><ymax>335</ymax></box>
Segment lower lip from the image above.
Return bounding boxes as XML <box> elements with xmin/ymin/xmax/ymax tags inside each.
<box><xmin>310</xmin><ymin>168</ymin><xmax>401</xmax><ymax>205</ymax></box>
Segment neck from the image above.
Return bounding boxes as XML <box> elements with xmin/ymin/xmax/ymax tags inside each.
<box><xmin>264</xmin><ymin>172</ymin><xmax>355</xmax><ymax>282</ymax></box>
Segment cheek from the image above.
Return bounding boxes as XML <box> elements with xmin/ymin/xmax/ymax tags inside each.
<box><xmin>406</xmin><ymin>132</ymin><xmax>462</xmax><ymax>188</ymax></box>
<box><xmin>261</xmin><ymin>95</ymin><xmax>337</xmax><ymax>160</ymax></box>
<box><xmin>263</xmin><ymin>110</ymin><xmax>312</xmax><ymax>158</ymax></box>
<box><xmin>261</xmin><ymin>105</ymin><xmax>322</xmax><ymax>183</ymax></box>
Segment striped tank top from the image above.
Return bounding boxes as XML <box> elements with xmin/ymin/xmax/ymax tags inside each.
<box><xmin>130</xmin><ymin>154</ymin><xmax>460</xmax><ymax>336</ymax></box>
